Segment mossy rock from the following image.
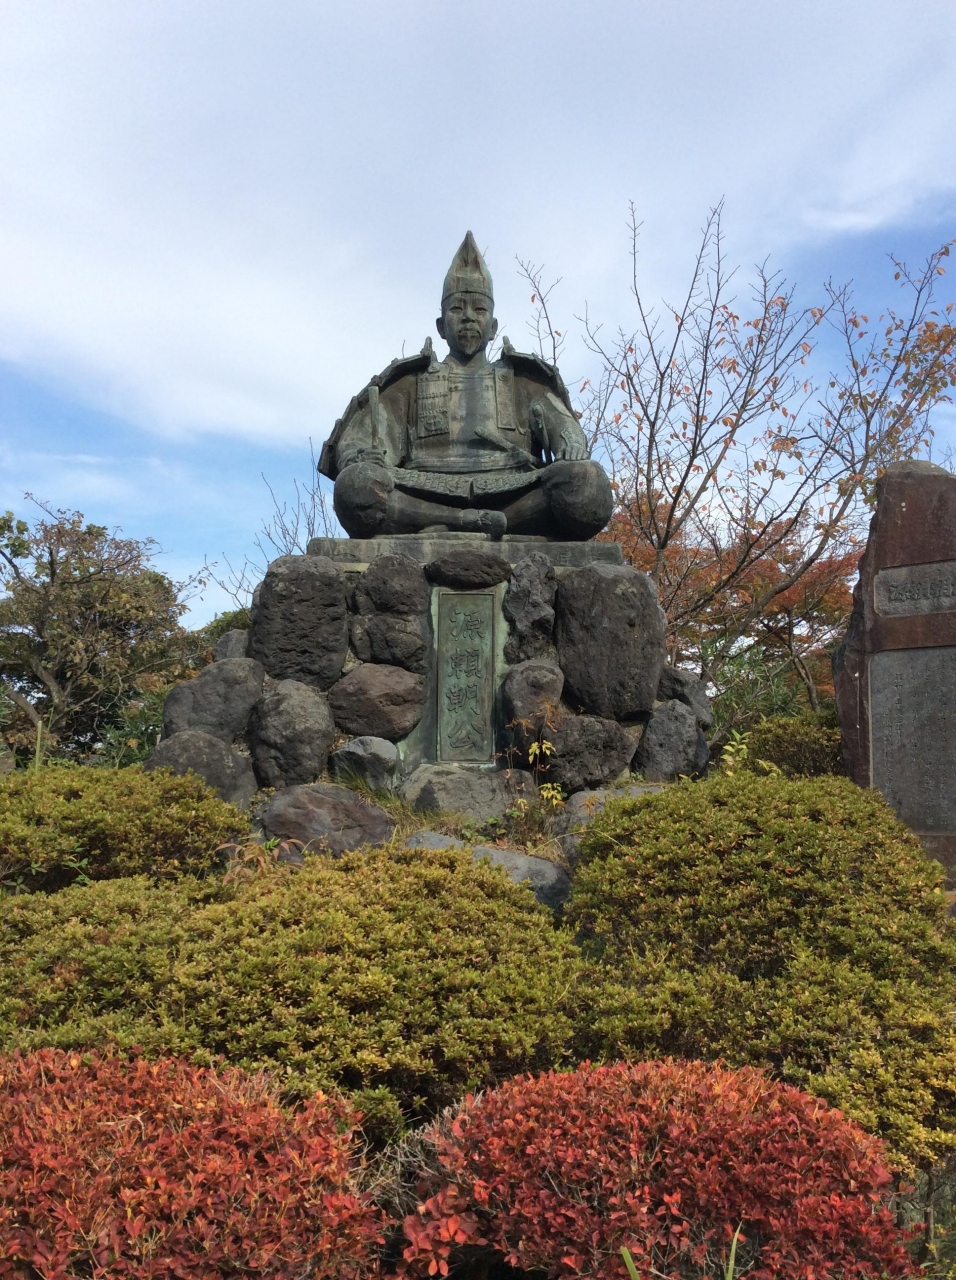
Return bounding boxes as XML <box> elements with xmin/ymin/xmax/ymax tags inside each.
<box><xmin>568</xmin><ymin>772</ymin><xmax>956</xmax><ymax>1171</ymax></box>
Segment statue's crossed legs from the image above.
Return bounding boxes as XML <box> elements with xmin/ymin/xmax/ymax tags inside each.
<box><xmin>332</xmin><ymin>459</ymin><xmax>613</xmax><ymax>541</ymax></box>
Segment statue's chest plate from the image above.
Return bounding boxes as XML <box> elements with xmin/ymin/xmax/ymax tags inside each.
<box><xmin>417</xmin><ymin>367</ymin><xmax>516</xmax><ymax>441</ymax></box>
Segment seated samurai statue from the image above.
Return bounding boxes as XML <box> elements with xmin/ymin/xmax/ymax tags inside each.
<box><xmin>319</xmin><ymin>232</ymin><xmax>614</xmax><ymax>541</ymax></box>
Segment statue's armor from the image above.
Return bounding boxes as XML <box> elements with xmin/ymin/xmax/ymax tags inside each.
<box><xmin>319</xmin><ymin>341</ymin><xmax>588</xmax><ymax>506</ymax></box>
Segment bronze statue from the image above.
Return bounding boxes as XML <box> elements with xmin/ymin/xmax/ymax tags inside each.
<box><xmin>319</xmin><ymin>232</ymin><xmax>614</xmax><ymax>541</ymax></box>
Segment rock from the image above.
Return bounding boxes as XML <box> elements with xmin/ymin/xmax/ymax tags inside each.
<box><xmin>657</xmin><ymin>665</ymin><xmax>713</xmax><ymax>730</ymax></box>
<box><xmin>503</xmin><ymin>553</ymin><xmax>557</xmax><ymax>663</ymax></box>
<box><xmin>350</xmin><ymin>614</ymin><xmax>428</xmax><ymax>674</ymax></box>
<box><xmin>552</xmin><ymin>780</ymin><xmax>667</xmax><ymax>862</ymax></box>
<box><xmin>543</xmin><ymin>713</ymin><xmax>634</xmax><ymax>794</ymax></box>
<box><xmin>425</xmin><ymin>547</ymin><xmax>512</xmax><ymax>589</ymax></box>
<box><xmin>330</xmin><ymin>736</ymin><xmax>400</xmax><ymax>792</ymax></box>
<box><xmin>405</xmin><ymin>830</ymin><xmax>571</xmax><ymax>911</ymax></box>
<box><xmin>162</xmin><ymin>658</ymin><xmax>264</xmax><ymax>743</ymax></box>
<box><xmin>500</xmin><ymin>659</ymin><xmax>565</xmax><ymax>726</ymax></box>
<box><xmin>145</xmin><ymin>730</ymin><xmax>257</xmax><ymax>808</ymax></box>
<box><xmin>554</xmin><ymin>563</ymin><xmax>666</xmax><ymax>719</ymax></box>
<box><xmin>248</xmin><ymin>555</ymin><xmax>348</xmax><ymax>690</ymax></box>
<box><xmin>401</xmin><ymin>764</ymin><xmax>538</xmax><ymax>823</ymax></box>
<box><xmin>352</xmin><ymin>553</ymin><xmax>430</xmax><ymax>616</ymax></box>
<box><xmin>327</xmin><ymin>664</ymin><xmax>425</xmax><ymax>740</ymax></box>
<box><xmin>212</xmin><ymin>629</ymin><xmax>249</xmax><ymax>660</ymax></box>
<box><xmin>635</xmin><ymin>700</ymin><xmax>710</xmax><ymax>781</ymax></box>
<box><xmin>250</xmin><ymin>679</ymin><xmax>336</xmax><ymax>788</ymax></box>
<box><xmin>258</xmin><ymin>782</ymin><xmax>395</xmax><ymax>856</ymax></box>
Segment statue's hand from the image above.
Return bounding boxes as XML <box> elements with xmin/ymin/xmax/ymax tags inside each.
<box><xmin>356</xmin><ymin>447</ymin><xmax>388</xmax><ymax>468</ymax></box>
<box><xmin>556</xmin><ymin>438</ymin><xmax>588</xmax><ymax>462</ymax></box>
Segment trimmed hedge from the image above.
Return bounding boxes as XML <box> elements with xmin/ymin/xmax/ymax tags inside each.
<box><xmin>745</xmin><ymin>710</ymin><xmax>846</xmax><ymax>777</ymax></box>
<box><xmin>0</xmin><ymin>847</ymin><xmax>584</xmax><ymax>1131</ymax></box>
<box><xmin>402</xmin><ymin>1061</ymin><xmax>914</xmax><ymax>1280</ymax></box>
<box><xmin>0</xmin><ymin>765</ymin><xmax>248</xmax><ymax>892</ymax></box>
<box><xmin>568</xmin><ymin>772</ymin><xmax>956</xmax><ymax>1171</ymax></box>
<box><xmin>0</xmin><ymin>1048</ymin><xmax>383</xmax><ymax>1278</ymax></box>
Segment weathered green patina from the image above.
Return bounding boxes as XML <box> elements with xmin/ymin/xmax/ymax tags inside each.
<box><xmin>437</xmin><ymin>591</ymin><xmax>496</xmax><ymax>762</ymax></box>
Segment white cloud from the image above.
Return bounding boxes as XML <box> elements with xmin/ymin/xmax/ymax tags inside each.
<box><xmin>0</xmin><ymin>0</ymin><xmax>953</xmax><ymax>447</ymax></box>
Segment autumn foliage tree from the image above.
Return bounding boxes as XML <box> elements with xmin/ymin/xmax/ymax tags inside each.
<box><xmin>525</xmin><ymin>206</ymin><xmax>956</xmax><ymax>725</ymax></box>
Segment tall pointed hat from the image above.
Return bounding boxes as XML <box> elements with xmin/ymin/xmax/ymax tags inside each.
<box><xmin>442</xmin><ymin>231</ymin><xmax>494</xmax><ymax>303</ymax></box>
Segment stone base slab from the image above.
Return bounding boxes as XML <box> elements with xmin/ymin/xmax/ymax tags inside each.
<box><xmin>306</xmin><ymin>532</ymin><xmax>623</xmax><ymax>571</ymax></box>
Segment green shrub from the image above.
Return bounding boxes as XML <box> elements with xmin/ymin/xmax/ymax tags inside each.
<box><xmin>744</xmin><ymin>709</ymin><xmax>846</xmax><ymax>777</ymax></box>
<box><xmin>568</xmin><ymin>773</ymin><xmax>956</xmax><ymax>1172</ymax></box>
<box><xmin>0</xmin><ymin>846</ymin><xmax>584</xmax><ymax>1131</ymax></box>
<box><xmin>0</xmin><ymin>765</ymin><xmax>248</xmax><ymax>892</ymax></box>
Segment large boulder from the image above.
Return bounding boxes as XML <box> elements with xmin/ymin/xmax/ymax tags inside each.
<box><xmin>635</xmin><ymin>700</ymin><xmax>710</xmax><ymax>781</ymax></box>
<box><xmin>248</xmin><ymin>555</ymin><xmax>348</xmax><ymax>690</ymax></box>
<box><xmin>503</xmin><ymin>553</ymin><xmax>557</xmax><ymax>663</ymax></box>
<box><xmin>249</xmin><ymin>679</ymin><xmax>336</xmax><ymax>788</ymax></box>
<box><xmin>212</xmin><ymin>629</ymin><xmax>249</xmax><ymax>660</ymax></box>
<box><xmin>352</xmin><ymin>553</ymin><xmax>430</xmax><ymax>616</ymax></box>
<box><xmin>145</xmin><ymin>730</ymin><xmax>257</xmax><ymax>808</ymax></box>
<box><xmin>405</xmin><ymin>830</ymin><xmax>571</xmax><ymax>912</ymax></box>
<box><xmin>554</xmin><ymin>563</ymin><xmax>666</xmax><ymax>719</ymax></box>
<box><xmin>257</xmin><ymin>782</ymin><xmax>395</xmax><ymax>856</ymax></box>
<box><xmin>501</xmin><ymin>659</ymin><xmax>564</xmax><ymax>727</ymax></box>
<box><xmin>425</xmin><ymin>547</ymin><xmax>511</xmax><ymax>590</ymax></box>
<box><xmin>330</xmin><ymin>736</ymin><xmax>400</xmax><ymax>792</ymax></box>
<box><xmin>327</xmin><ymin>664</ymin><xmax>425</xmax><ymax>740</ymax></box>
<box><xmin>350</xmin><ymin>614</ymin><xmax>428</xmax><ymax>674</ymax></box>
<box><xmin>401</xmin><ymin>764</ymin><xmax>538</xmax><ymax>823</ymax></box>
<box><xmin>162</xmin><ymin>658</ymin><xmax>264</xmax><ymax>743</ymax></box>
<box><xmin>543</xmin><ymin>713</ymin><xmax>633</xmax><ymax>794</ymax></box>
<box><xmin>657</xmin><ymin>665</ymin><xmax>714</xmax><ymax>730</ymax></box>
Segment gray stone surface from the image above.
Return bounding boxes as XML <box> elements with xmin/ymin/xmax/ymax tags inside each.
<box><xmin>145</xmin><ymin>730</ymin><xmax>257</xmax><ymax>808</ymax></box>
<box><xmin>352</xmin><ymin>553</ymin><xmax>429</xmax><ymax>616</ymax></box>
<box><xmin>542</xmin><ymin>712</ymin><xmax>634</xmax><ymax>794</ymax></box>
<box><xmin>327</xmin><ymin>664</ymin><xmax>425</xmax><ymax>740</ymax></box>
<box><xmin>257</xmin><ymin>782</ymin><xmax>396</xmax><ymax>855</ymax></box>
<box><xmin>405</xmin><ymin>830</ymin><xmax>571</xmax><ymax>911</ymax></box>
<box><xmin>501</xmin><ymin>659</ymin><xmax>565</xmax><ymax>727</ymax></box>
<box><xmin>425</xmin><ymin>547</ymin><xmax>511</xmax><ymax>589</ymax></box>
<box><xmin>554</xmin><ymin>563</ymin><xmax>666</xmax><ymax>720</ymax></box>
<box><xmin>162</xmin><ymin>658</ymin><xmax>264</xmax><ymax>743</ymax></box>
<box><xmin>657</xmin><ymin>665</ymin><xmax>714</xmax><ymax>730</ymax></box>
<box><xmin>503</xmin><ymin>553</ymin><xmax>557</xmax><ymax>663</ymax></box>
<box><xmin>248</xmin><ymin>555</ymin><xmax>348</xmax><ymax>691</ymax></box>
<box><xmin>870</xmin><ymin>647</ymin><xmax>956</xmax><ymax>833</ymax></box>
<box><xmin>635</xmin><ymin>700</ymin><xmax>709</xmax><ymax>781</ymax></box>
<box><xmin>350</xmin><ymin>613</ymin><xmax>428</xmax><ymax>674</ymax></box>
<box><xmin>250</xmin><ymin>679</ymin><xmax>336</xmax><ymax>788</ymax></box>
<box><xmin>330</xmin><ymin>736</ymin><xmax>400</xmax><ymax>792</ymax></box>
<box><xmin>212</xmin><ymin>629</ymin><xmax>249</xmax><ymax>660</ymax></box>
<box><xmin>307</xmin><ymin>533</ymin><xmax>624</xmax><ymax>569</ymax></box>
<box><xmin>401</xmin><ymin>764</ymin><xmax>538</xmax><ymax>822</ymax></box>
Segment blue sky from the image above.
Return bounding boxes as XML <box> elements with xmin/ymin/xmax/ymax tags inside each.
<box><xmin>2</xmin><ymin>0</ymin><xmax>955</xmax><ymax>623</ymax></box>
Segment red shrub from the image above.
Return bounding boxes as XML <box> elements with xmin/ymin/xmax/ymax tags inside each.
<box><xmin>0</xmin><ymin>1049</ymin><xmax>383</xmax><ymax>1279</ymax></box>
<box><xmin>402</xmin><ymin>1060</ymin><xmax>915</xmax><ymax>1280</ymax></box>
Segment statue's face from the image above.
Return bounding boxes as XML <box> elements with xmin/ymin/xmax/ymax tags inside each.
<box><xmin>437</xmin><ymin>292</ymin><xmax>497</xmax><ymax>357</ymax></box>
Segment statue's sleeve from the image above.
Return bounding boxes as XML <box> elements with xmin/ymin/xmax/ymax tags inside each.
<box><xmin>534</xmin><ymin>389</ymin><xmax>590</xmax><ymax>460</ymax></box>
<box><xmin>335</xmin><ymin>382</ymin><xmax>411</xmax><ymax>470</ymax></box>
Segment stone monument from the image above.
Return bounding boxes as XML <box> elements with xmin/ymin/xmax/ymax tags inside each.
<box><xmin>149</xmin><ymin>234</ymin><xmax>712</xmax><ymax>840</ymax></box>
<box><xmin>834</xmin><ymin>460</ymin><xmax>956</xmax><ymax>879</ymax></box>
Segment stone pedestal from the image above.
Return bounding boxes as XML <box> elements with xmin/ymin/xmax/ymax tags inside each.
<box><xmin>834</xmin><ymin>460</ymin><xmax>956</xmax><ymax>878</ymax></box>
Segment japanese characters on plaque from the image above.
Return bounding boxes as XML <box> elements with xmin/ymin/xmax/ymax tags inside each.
<box><xmin>437</xmin><ymin>592</ymin><xmax>495</xmax><ymax>763</ymax></box>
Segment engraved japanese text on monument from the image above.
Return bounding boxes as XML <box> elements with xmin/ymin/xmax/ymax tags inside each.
<box><xmin>437</xmin><ymin>592</ymin><xmax>495</xmax><ymax>763</ymax></box>
<box><xmin>874</xmin><ymin>560</ymin><xmax>956</xmax><ymax>617</ymax></box>
<box><xmin>869</xmin><ymin>646</ymin><xmax>956</xmax><ymax>830</ymax></box>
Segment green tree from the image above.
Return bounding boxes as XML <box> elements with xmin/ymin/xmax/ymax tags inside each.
<box><xmin>0</xmin><ymin>501</ymin><xmax>196</xmax><ymax>758</ymax></box>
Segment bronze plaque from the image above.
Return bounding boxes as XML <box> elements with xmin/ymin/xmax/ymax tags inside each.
<box><xmin>874</xmin><ymin>560</ymin><xmax>956</xmax><ymax>617</ymax></box>
<box><xmin>869</xmin><ymin>646</ymin><xmax>956</xmax><ymax>830</ymax></box>
<box><xmin>437</xmin><ymin>592</ymin><xmax>495</xmax><ymax>763</ymax></box>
